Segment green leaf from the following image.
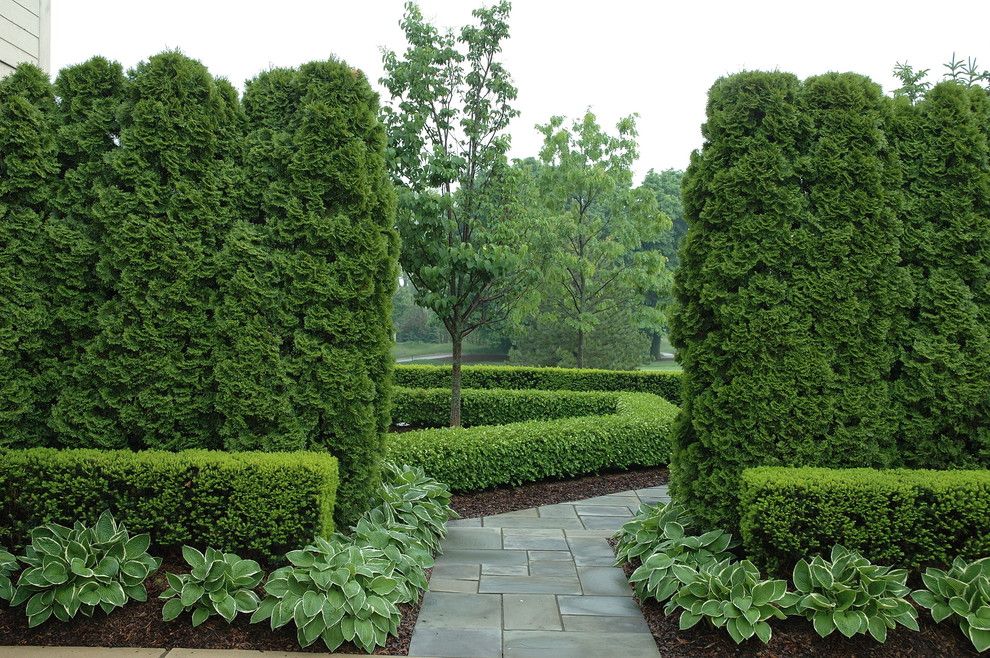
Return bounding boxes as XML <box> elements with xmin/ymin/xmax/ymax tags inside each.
<box><xmin>868</xmin><ymin>616</ymin><xmax>887</xmax><ymax>643</ymax></box>
<box><xmin>679</xmin><ymin>611</ymin><xmax>702</xmax><ymax>630</ymax></box>
<box><xmin>833</xmin><ymin>610</ymin><xmax>861</xmax><ymax>638</ymax></box>
<box><xmin>793</xmin><ymin>560</ymin><xmax>812</xmax><ymax>593</ymax></box>
<box><xmin>124</xmin><ymin>534</ymin><xmax>151</xmax><ymax>559</ymax></box>
<box><xmin>214</xmin><ymin>593</ymin><xmax>237</xmax><ymax>622</ymax></box>
<box><xmin>192</xmin><ymin>605</ymin><xmax>210</xmax><ymax>627</ymax></box>
<box><xmin>162</xmin><ymin>598</ymin><xmax>185</xmax><ymax>622</ymax></box>
<box><xmin>182</xmin><ymin>546</ymin><xmax>206</xmax><ymax>571</ymax></box>
<box><xmin>971</xmin><ymin>627</ymin><xmax>990</xmax><ymax>653</ymax></box>
<box><xmin>754</xmin><ymin>620</ymin><xmax>772</xmax><ymax>644</ymax></box>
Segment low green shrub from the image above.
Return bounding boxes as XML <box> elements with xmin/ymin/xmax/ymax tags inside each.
<box><xmin>392</xmin><ymin>387</ymin><xmax>617</xmax><ymax>428</ymax></box>
<box><xmin>1</xmin><ymin>547</ymin><xmax>18</xmax><ymax>601</ymax></box>
<box><xmin>790</xmin><ymin>545</ymin><xmax>918</xmax><ymax>642</ymax></box>
<box><xmin>10</xmin><ymin>511</ymin><xmax>160</xmax><ymax>627</ymax></box>
<box><xmin>627</xmin><ymin>525</ymin><xmax>736</xmax><ymax>604</ymax></box>
<box><xmin>386</xmin><ymin>392</ymin><xmax>678</xmax><ymax>491</ymax></box>
<box><xmin>739</xmin><ymin>467</ymin><xmax>990</xmax><ymax>571</ymax></box>
<box><xmin>350</xmin><ymin>514</ymin><xmax>432</xmax><ymax>603</ymax></box>
<box><xmin>912</xmin><ymin>556</ymin><xmax>990</xmax><ymax>652</ymax></box>
<box><xmin>395</xmin><ymin>364</ymin><xmax>682</xmax><ymax>403</ymax></box>
<box><xmin>614</xmin><ymin>501</ymin><xmax>693</xmax><ymax>564</ymax></box>
<box><xmin>0</xmin><ymin>449</ymin><xmax>339</xmax><ymax>562</ymax></box>
<box><xmin>161</xmin><ymin>546</ymin><xmax>263</xmax><ymax>625</ymax></box>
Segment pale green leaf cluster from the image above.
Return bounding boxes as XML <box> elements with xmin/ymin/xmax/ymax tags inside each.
<box><xmin>627</xmin><ymin>524</ymin><xmax>736</xmax><ymax>604</ymax></box>
<box><xmin>912</xmin><ymin>556</ymin><xmax>990</xmax><ymax>652</ymax></box>
<box><xmin>373</xmin><ymin>462</ymin><xmax>458</xmax><ymax>553</ymax></box>
<box><xmin>10</xmin><ymin>511</ymin><xmax>160</xmax><ymax>627</ymax></box>
<box><xmin>614</xmin><ymin>501</ymin><xmax>694</xmax><ymax>563</ymax></box>
<box><xmin>160</xmin><ymin>546</ymin><xmax>263</xmax><ymax>626</ymax></box>
<box><xmin>0</xmin><ymin>547</ymin><xmax>17</xmax><ymax>601</ymax></box>
<box><xmin>791</xmin><ymin>545</ymin><xmax>918</xmax><ymax>642</ymax></box>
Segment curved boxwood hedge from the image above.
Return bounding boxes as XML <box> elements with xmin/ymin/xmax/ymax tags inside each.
<box><xmin>739</xmin><ymin>467</ymin><xmax>990</xmax><ymax>573</ymax></box>
<box><xmin>395</xmin><ymin>364</ymin><xmax>682</xmax><ymax>404</ymax></box>
<box><xmin>392</xmin><ymin>386</ymin><xmax>618</xmax><ymax>428</ymax></box>
<box><xmin>385</xmin><ymin>391</ymin><xmax>678</xmax><ymax>491</ymax></box>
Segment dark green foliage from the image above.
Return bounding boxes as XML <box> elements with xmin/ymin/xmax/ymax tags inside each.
<box><xmin>0</xmin><ymin>449</ymin><xmax>338</xmax><ymax>562</ymax></box>
<box><xmin>0</xmin><ymin>64</ymin><xmax>58</xmax><ymax>447</ymax></box>
<box><xmin>392</xmin><ymin>386</ymin><xmax>618</xmax><ymax>428</ymax></box>
<box><xmin>671</xmin><ymin>72</ymin><xmax>906</xmax><ymax>531</ymax></box>
<box><xmin>738</xmin><ymin>467</ymin><xmax>990</xmax><ymax>573</ymax></box>
<box><xmin>510</xmin><ymin>309</ymin><xmax>652</xmax><ymax>370</ymax></box>
<box><xmin>385</xmin><ymin>392</ymin><xmax>678</xmax><ymax>491</ymax></box>
<box><xmin>394</xmin><ymin>364</ymin><xmax>682</xmax><ymax>403</ymax></box>
<box><xmin>891</xmin><ymin>82</ymin><xmax>990</xmax><ymax>468</ymax></box>
<box><xmin>641</xmin><ymin>168</ymin><xmax>687</xmax><ymax>269</ymax></box>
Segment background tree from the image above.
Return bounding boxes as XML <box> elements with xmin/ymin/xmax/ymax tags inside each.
<box><xmin>510</xmin><ymin>111</ymin><xmax>669</xmax><ymax>369</ymax></box>
<box><xmin>640</xmin><ymin>168</ymin><xmax>685</xmax><ymax>359</ymax></box>
<box><xmin>381</xmin><ymin>1</ymin><xmax>536</xmax><ymax>426</ymax></box>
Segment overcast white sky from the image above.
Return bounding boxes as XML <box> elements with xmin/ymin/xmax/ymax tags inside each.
<box><xmin>51</xmin><ymin>0</ymin><xmax>990</xmax><ymax>179</ymax></box>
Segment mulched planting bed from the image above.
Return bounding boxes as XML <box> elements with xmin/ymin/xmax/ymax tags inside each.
<box><xmin>450</xmin><ymin>465</ymin><xmax>668</xmax><ymax>518</ymax></box>
<box><xmin>0</xmin><ymin>559</ymin><xmax>429</xmax><ymax>655</ymax></box>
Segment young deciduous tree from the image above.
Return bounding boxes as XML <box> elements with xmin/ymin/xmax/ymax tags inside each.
<box><xmin>381</xmin><ymin>1</ymin><xmax>535</xmax><ymax>426</ymax></box>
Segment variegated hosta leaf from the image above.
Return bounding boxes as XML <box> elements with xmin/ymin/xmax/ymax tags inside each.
<box><xmin>912</xmin><ymin>556</ymin><xmax>990</xmax><ymax>652</ymax></box>
<box><xmin>160</xmin><ymin>545</ymin><xmax>264</xmax><ymax>625</ymax></box>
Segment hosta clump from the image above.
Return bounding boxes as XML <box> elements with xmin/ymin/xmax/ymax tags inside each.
<box><xmin>628</xmin><ymin>524</ymin><xmax>736</xmax><ymax>603</ymax></box>
<box><xmin>351</xmin><ymin>511</ymin><xmax>432</xmax><ymax>603</ymax></box>
<box><xmin>667</xmin><ymin>558</ymin><xmax>794</xmax><ymax>645</ymax></box>
<box><xmin>0</xmin><ymin>547</ymin><xmax>18</xmax><ymax>601</ymax></box>
<box><xmin>376</xmin><ymin>462</ymin><xmax>458</xmax><ymax>552</ymax></box>
<box><xmin>11</xmin><ymin>511</ymin><xmax>160</xmax><ymax>627</ymax></box>
<box><xmin>252</xmin><ymin>537</ymin><xmax>404</xmax><ymax>652</ymax></box>
<box><xmin>614</xmin><ymin>501</ymin><xmax>693</xmax><ymax>564</ymax></box>
<box><xmin>161</xmin><ymin>546</ymin><xmax>263</xmax><ymax>625</ymax></box>
<box><xmin>792</xmin><ymin>545</ymin><xmax>917</xmax><ymax>643</ymax></box>
<box><xmin>912</xmin><ymin>556</ymin><xmax>990</xmax><ymax>652</ymax></box>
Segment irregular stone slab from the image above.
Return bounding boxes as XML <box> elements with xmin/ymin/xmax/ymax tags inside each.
<box><xmin>503</xmin><ymin>533</ymin><xmax>569</xmax><ymax>551</ymax></box>
<box><xmin>435</xmin><ymin>549</ymin><xmax>528</xmax><ymax>567</ymax></box>
<box><xmin>432</xmin><ymin>563</ymin><xmax>481</xmax><ymax>580</ymax></box>
<box><xmin>483</xmin><ymin>516</ymin><xmax>585</xmax><ymax>529</ymax></box>
<box><xmin>502</xmin><ymin>594</ymin><xmax>562</xmax><ymax>630</ymax></box>
<box><xmin>447</xmin><ymin>517</ymin><xmax>483</xmax><ymax>527</ymax></box>
<box><xmin>574</xmin><ymin>504</ymin><xmax>632</xmax><ymax>517</ymax></box>
<box><xmin>574</xmin><ymin>494</ymin><xmax>641</xmax><ymax>507</ymax></box>
<box><xmin>482</xmin><ymin>563</ymin><xmax>529</xmax><ymax>576</ymax></box>
<box><xmin>579</xmin><ymin>515</ymin><xmax>629</xmax><ymax>531</ymax></box>
<box><xmin>558</xmin><ymin>595</ymin><xmax>642</xmax><ymax>616</ymax></box>
<box><xmin>528</xmin><ymin>560</ymin><xmax>577</xmax><ymax>577</ymax></box>
<box><xmin>562</xmin><ymin>614</ymin><xmax>649</xmax><ymax>633</ymax></box>
<box><xmin>503</xmin><ymin>630</ymin><xmax>660</xmax><ymax>658</ymax></box>
<box><xmin>577</xmin><ymin>566</ymin><xmax>634</xmax><ymax>596</ymax></box>
<box><xmin>567</xmin><ymin>537</ymin><xmax>618</xmax><ymax>566</ymax></box>
<box><xmin>428</xmin><ymin>577</ymin><xmax>480</xmax><ymax>593</ymax></box>
<box><xmin>479</xmin><ymin>574</ymin><xmax>582</xmax><ymax>595</ymax></box>
<box><xmin>537</xmin><ymin>503</ymin><xmax>578</xmax><ymax>518</ymax></box>
<box><xmin>416</xmin><ymin>592</ymin><xmax>502</xmax><ymax>629</ymax></box>
<box><xmin>408</xmin><ymin>627</ymin><xmax>502</xmax><ymax>658</ymax></box>
<box><xmin>443</xmin><ymin>527</ymin><xmax>504</xmax><ymax>550</ymax></box>
<box><xmin>526</xmin><ymin>550</ymin><xmax>572</xmax><ymax>561</ymax></box>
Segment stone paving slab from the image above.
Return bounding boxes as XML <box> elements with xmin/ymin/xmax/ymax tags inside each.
<box><xmin>502</xmin><ymin>630</ymin><xmax>659</xmax><ymax>658</ymax></box>
<box><xmin>409</xmin><ymin>628</ymin><xmax>502</xmax><ymax>658</ymax></box>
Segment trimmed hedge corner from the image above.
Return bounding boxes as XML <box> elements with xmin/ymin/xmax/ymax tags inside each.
<box><xmin>739</xmin><ymin>467</ymin><xmax>990</xmax><ymax>573</ymax></box>
<box><xmin>385</xmin><ymin>391</ymin><xmax>678</xmax><ymax>491</ymax></box>
<box><xmin>395</xmin><ymin>364</ymin><xmax>682</xmax><ymax>404</ymax></box>
<box><xmin>0</xmin><ymin>449</ymin><xmax>338</xmax><ymax>562</ymax></box>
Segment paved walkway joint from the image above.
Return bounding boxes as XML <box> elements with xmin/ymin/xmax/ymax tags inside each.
<box><xmin>409</xmin><ymin>486</ymin><xmax>670</xmax><ymax>658</ymax></box>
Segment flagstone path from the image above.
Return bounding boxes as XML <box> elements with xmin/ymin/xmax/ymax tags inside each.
<box><xmin>408</xmin><ymin>485</ymin><xmax>670</xmax><ymax>658</ymax></box>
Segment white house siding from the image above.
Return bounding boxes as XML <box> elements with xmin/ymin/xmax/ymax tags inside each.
<box><xmin>0</xmin><ymin>0</ymin><xmax>50</xmax><ymax>77</ymax></box>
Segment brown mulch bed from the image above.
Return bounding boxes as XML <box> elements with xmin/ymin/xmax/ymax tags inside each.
<box><xmin>450</xmin><ymin>465</ymin><xmax>668</xmax><ymax>519</ymax></box>
<box><xmin>612</xmin><ymin>543</ymin><xmax>978</xmax><ymax>658</ymax></box>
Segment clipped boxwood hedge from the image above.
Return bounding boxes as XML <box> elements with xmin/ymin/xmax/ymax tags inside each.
<box><xmin>392</xmin><ymin>386</ymin><xmax>618</xmax><ymax>428</ymax></box>
<box><xmin>395</xmin><ymin>364</ymin><xmax>682</xmax><ymax>404</ymax></box>
<box><xmin>739</xmin><ymin>467</ymin><xmax>990</xmax><ymax>572</ymax></box>
<box><xmin>385</xmin><ymin>392</ymin><xmax>678</xmax><ymax>491</ymax></box>
<box><xmin>0</xmin><ymin>448</ymin><xmax>338</xmax><ymax>562</ymax></box>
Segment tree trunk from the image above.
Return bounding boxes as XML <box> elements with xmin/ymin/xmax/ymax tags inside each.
<box><xmin>650</xmin><ymin>332</ymin><xmax>662</xmax><ymax>361</ymax></box>
<box><xmin>576</xmin><ymin>327</ymin><xmax>584</xmax><ymax>369</ymax></box>
<box><xmin>450</xmin><ymin>333</ymin><xmax>463</xmax><ymax>427</ymax></box>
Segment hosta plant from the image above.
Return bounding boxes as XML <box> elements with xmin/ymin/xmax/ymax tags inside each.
<box><xmin>627</xmin><ymin>524</ymin><xmax>736</xmax><ymax>603</ymax></box>
<box><xmin>667</xmin><ymin>558</ymin><xmax>794</xmax><ymax>645</ymax></box>
<box><xmin>161</xmin><ymin>546</ymin><xmax>263</xmax><ymax>625</ymax></box>
<box><xmin>11</xmin><ymin>511</ymin><xmax>160</xmax><ymax>627</ymax></box>
<box><xmin>0</xmin><ymin>547</ymin><xmax>18</xmax><ymax>601</ymax></box>
<box><xmin>912</xmin><ymin>556</ymin><xmax>990</xmax><ymax>652</ymax></box>
<box><xmin>614</xmin><ymin>501</ymin><xmax>693</xmax><ymax>564</ymax></box>
<box><xmin>376</xmin><ymin>462</ymin><xmax>458</xmax><ymax>553</ymax></box>
<box><xmin>351</xmin><ymin>511</ymin><xmax>432</xmax><ymax>603</ymax></box>
<box><xmin>251</xmin><ymin>537</ymin><xmax>404</xmax><ymax>652</ymax></box>
<box><xmin>791</xmin><ymin>545</ymin><xmax>918</xmax><ymax>642</ymax></box>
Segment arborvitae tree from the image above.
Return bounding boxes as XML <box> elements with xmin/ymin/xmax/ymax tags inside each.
<box><xmin>0</xmin><ymin>64</ymin><xmax>57</xmax><ymax>447</ymax></box>
<box><xmin>892</xmin><ymin>82</ymin><xmax>990</xmax><ymax>467</ymax></box>
<box><xmin>54</xmin><ymin>51</ymin><xmax>238</xmax><ymax>450</ymax></box>
<box><xmin>241</xmin><ymin>61</ymin><xmax>397</xmax><ymax>527</ymax></box>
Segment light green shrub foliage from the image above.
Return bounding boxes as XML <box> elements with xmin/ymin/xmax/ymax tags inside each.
<box><xmin>386</xmin><ymin>392</ymin><xmax>677</xmax><ymax>491</ymax></box>
<box><xmin>10</xmin><ymin>511</ymin><xmax>160</xmax><ymax>627</ymax></box>
<box><xmin>161</xmin><ymin>546</ymin><xmax>263</xmax><ymax>626</ymax></box>
<box><xmin>791</xmin><ymin>545</ymin><xmax>918</xmax><ymax>642</ymax></box>
<box><xmin>614</xmin><ymin>501</ymin><xmax>693</xmax><ymax>564</ymax></box>
<box><xmin>395</xmin><ymin>364</ymin><xmax>682</xmax><ymax>404</ymax></box>
<box><xmin>666</xmin><ymin>558</ymin><xmax>794</xmax><ymax>645</ymax></box>
<box><xmin>912</xmin><ymin>556</ymin><xmax>990</xmax><ymax>652</ymax></box>
<box><xmin>627</xmin><ymin>524</ymin><xmax>736</xmax><ymax>604</ymax></box>
<box><xmin>392</xmin><ymin>387</ymin><xmax>617</xmax><ymax>428</ymax></box>
<box><xmin>0</xmin><ymin>448</ymin><xmax>338</xmax><ymax>562</ymax></box>
<box><xmin>738</xmin><ymin>467</ymin><xmax>990</xmax><ymax>571</ymax></box>
<box><xmin>0</xmin><ymin>547</ymin><xmax>17</xmax><ymax>601</ymax></box>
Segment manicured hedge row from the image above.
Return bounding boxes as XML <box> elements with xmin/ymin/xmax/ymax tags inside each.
<box><xmin>395</xmin><ymin>364</ymin><xmax>682</xmax><ymax>404</ymax></box>
<box><xmin>739</xmin><ymin>467</ymin><xmax>990</xmax><ymax>572</ymax></box>
<box><xmin>0</xmin><ymin>449</ymin><xmax>338</xmax><ymax>561</ymax></box>
<box><xmin>391</xmin><ymin>386</ymin><xmax>618</xmax><ymax>428</ymax></box>
<box><xmin>385</xmin><ymin>392</ymin><xmax>678</xmax><ymax>491</ymax></box>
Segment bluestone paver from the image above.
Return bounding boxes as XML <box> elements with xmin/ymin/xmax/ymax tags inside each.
<box><xmin>577</xmin><ymin>566</ymin><xmax>634</xmax><ymax>596</ymax></box>
<box><xmin>409</xmin><ymin>628</ymin><xmax>502</xmax><ymax>658</ymax></box>
<box><xmin>561</xmin><ymin>614</ymin><xmax>649</xmax><ymax>632</ymax></box>
<box><xmin>416</xmin><ymin>592</ymin><xmax>502</xmax><ymax>629</ymax></box>
<box><xmin>503</xmin><ymin>630</ymin><xmax>659</xmax><ymax>658</ymax></box>
<box><xmin>557</xmin><ymin>594</ymin><xmax>642</xmax><ymax>616</ymax></box>
<box><xmin>501</xmin><ymin>594</ymin><xmax>562</xmax><ymax>630</ymax></box>
<box><xmin>445</xmin><ymin>527</ymin><xmax>504</xmax><ymax>550</ymax></box>
<box><xmin>478</xmin><ymin>574</ymin><xmax>582</xmax><ymax>595</ymax></box>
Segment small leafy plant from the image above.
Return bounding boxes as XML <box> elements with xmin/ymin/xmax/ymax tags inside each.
<box><xmin>161</xmin><ymin>546</ymin><xmax>263</xmax><ymax>625</ymax></box>
<box><xmin>252</xmin><ymin>537</ymin><xmax>405</xmax><ymax>652</ymax></box>
<box><xmin>614</xmin><ymin>501</ymin><xmax>693</xmax><ymax>564</ymax></box>
<box><xmin>791</xmin><ymin>545</ymin><xmax>918</xmax><ymax>642</ymax></box>
<box><xmin>10</xmin><ymin>511</ymin><xmax>160</xmax><ymax>627</ymax></box>
<box><xmin>376</xmin><ymin>462</ymin><xmax>458</xmax><ymax>553</ymax></box>
<box><xmin>628</xmin><ymin>524</ymin><xmax>736</xmax><ymax>603</ymax></box>
<box><xmin>0</xmin><ymin>547</ymin><xmax>18</xmax><ymax>601</ymax></box>
<box><xmin>667</xmin><ymin>558</ymin><xmax>794</xmax><ymax>645</ymax></box>
<box><xmin>912</xmin><ymin>556</ymin><xmax>990</xmax><ymax>652</ymax></box>
<box><xmin>351</xmin><ymin>511</ymin><xmax>432</xmax><ymax>603</ymax></box>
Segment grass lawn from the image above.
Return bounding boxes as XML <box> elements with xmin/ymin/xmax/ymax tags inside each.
<box><xmin>639</xmin><ymin>360</ymin><xmax>682</xmax><ymax>372</ymax></box>
<box><xmin>393</xmin><ymin>340</ymin><xmax>506</xmax><ymax>360</ymax></box>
